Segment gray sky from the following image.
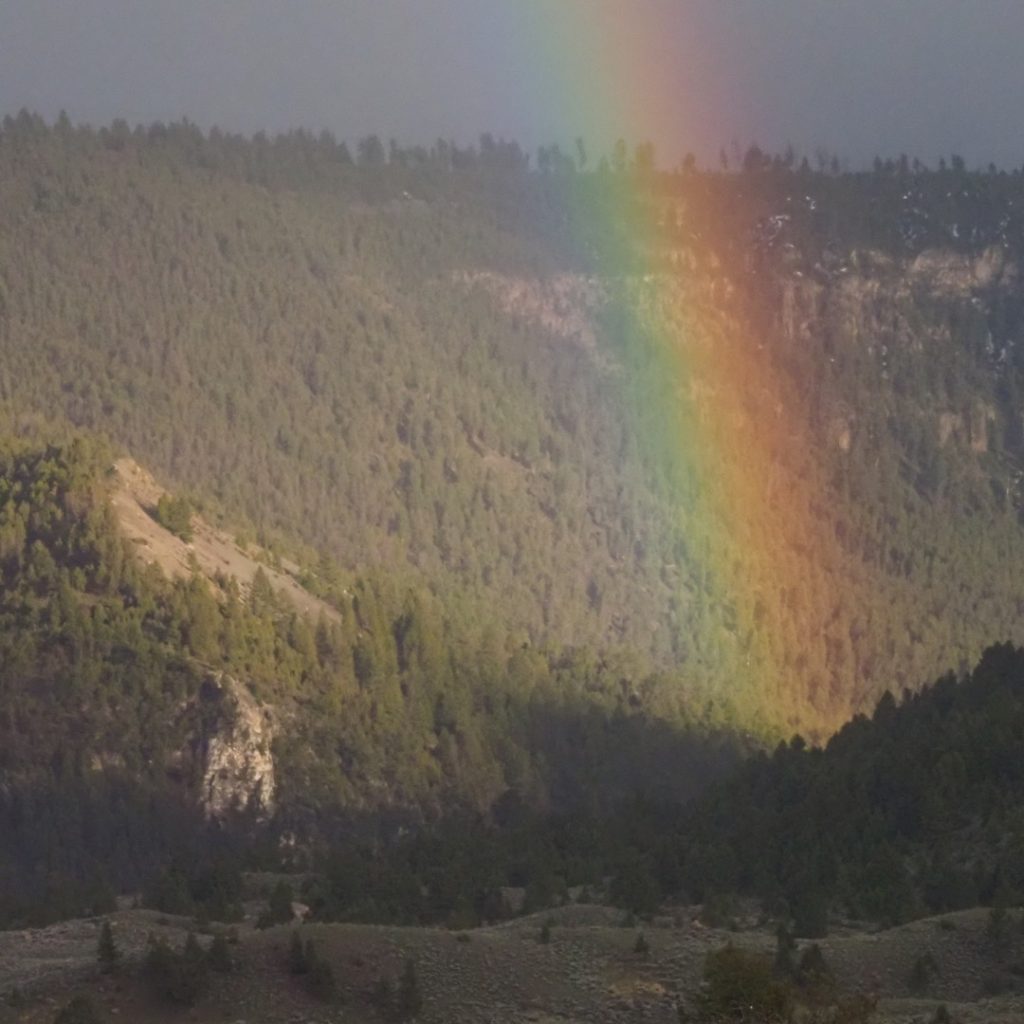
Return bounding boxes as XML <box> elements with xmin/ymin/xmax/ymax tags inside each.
<box><xmin>1</xmin><ymin>0</ymin><xmax>1023</xmax><ymax>168</ymax></box>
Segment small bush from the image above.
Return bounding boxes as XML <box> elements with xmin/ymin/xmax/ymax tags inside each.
<box><xmin>396</xmin><ymin>958</ymin><xmax>423</xmax><ymax>1021</ymax></box>
<box><xmin>307</xmin><ymin>957</ymin><xmax>337</xmax><ymax>1003</ymax></box>
<box><xmin>909</xmin><ymin>951</ymin><xmax>939</xmax><ymax>992</ymax></box>
<box><xmin>700</xmin><ymin>892</ymin><xmax>740</xmax><ymax>930</ymax></box>
<box><xmin>53</xmin><ymin>995</ymin><xmax>101</xmax><ymax>1024</ymax></box>
<box><xmin>698</xmin><ymin>944</ymin><xmax>789</xmax><ymax>1023</ymax></box>
<box><xmin>144</xmin><ymin>933</ymin><xmax>209</xmax><ymax>1007</ymax></box>
<box><xmin>373</xmin><ymin>974</ymin><xmax>394</xmax><ymax>1010</ymax></box>
<box><xmin>288</xmin><ymin>929</ymin><xmax>309</xmax><ymax>974</ymax></box>
<box><xmin>207</xmin><ymin>931</ymin><xmax>232</xmax><ymax>972</ymax></box>
<box><xmin>774</xmin><ymin>923</ymin><xmax>796</xmax><ymax>977</ymax></box>
<box><xmin>154</xmin><ymin>494</ymin><xmax>194</xmax><ymax>541</ymax></box>
<box><xmin>982</xmin><ymin>972</ymin><xmax>1013</xmax><ymax>996</ymax></box>
<box><xmin>97</xmin><ymin>920</ymin><xmax>119</xmax><ymax>973</ymax></box>
<box><xmin>796</xmin><ymin>943</ymin><xmax>834</xmax><ymax>990</ymax></box>
<box><xmin>257</xmin><ymin>880</ymin><xmax>294</xmax><ymax>929</ymax></box>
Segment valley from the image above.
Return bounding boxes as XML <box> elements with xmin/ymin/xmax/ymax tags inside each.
<box><xmin>4</xmin><ymin>115</ymin><xmax>1024</xmax><ymax>1023</ymax></box>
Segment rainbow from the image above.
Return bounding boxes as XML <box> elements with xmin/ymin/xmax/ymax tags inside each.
<box><xmin>506</xmin><ymin>4</ymin><xmax>850</xmax><ymax>738</ymax></box>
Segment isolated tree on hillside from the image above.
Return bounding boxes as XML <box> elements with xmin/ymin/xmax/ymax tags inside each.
<box><xmin>396</xmin><ymin>958</ymin><xmax>423</xmax><ymax>1020</ymax></box>
<box><xmin>256</xmin><ymin>879</ymin><xmax>293</xmax><ymax>929</ymax></box>
<box><xmin>53</xmin><ymin>995</ymin><xmax>101</xmax><ymax>1024</ymax></box>
<box><xmin>97</xmin><ymin>920</ymin><xmax>119</xmax><ymax>973</ymax></box>
<box><xmin>288</xmin><ymin>929</ymin><xmax>309</xmax><ymax>974</ymax></box>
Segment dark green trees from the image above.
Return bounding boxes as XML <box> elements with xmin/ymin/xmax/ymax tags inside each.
<box><xmin>257</xmin><ymin>880</ymin><xmax>294</xmax><ymax>929</ymax></box>
<box><xmin>144</xmin><ymin>933</ymin><xmax>209</xmax><ymax>1007</ymax></box>
<box><xmin>154</xmin><ymin>494</ymin><xmax>193</xmax><ymax>541</ymax></box>
<box><xmin>97</xmin><ymin>920</ymin><xmax>118</xmax><ymax>973</ymax></box>
<box><xmin>396</xmin><ymin>958</ymin><xmax>423</xmax><ymax>1020</ymax></box>
<box><xmin>53</xmin><ymin>996</ymin><xmax>101</xmax><ymax>1024</ymax></box>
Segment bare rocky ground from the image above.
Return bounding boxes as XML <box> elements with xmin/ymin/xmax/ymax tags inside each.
<box><xmin>110</xmin><ymin>458</ymin><xmax>340</xmax><ymax>623</ymax></box>
<box><xmin>2</xmin><ymin>903</ymin><xmax>1023</xmax><ymax>1024</ymax></box>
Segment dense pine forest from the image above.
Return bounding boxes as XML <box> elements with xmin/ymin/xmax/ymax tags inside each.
<box><xmin>300</xmin><ymin>642</ymin><xmax>1024</xmax><ymax>934</ymax></box>
<box><xmin>5</xmin><ymin>113</ymin><xmax>1024</xmax><ymax>736</ymax></box>
<box><xmin>7</xmin><ymin>112</ymin><xmax>1024</xmax><ymax>928</ymax></box>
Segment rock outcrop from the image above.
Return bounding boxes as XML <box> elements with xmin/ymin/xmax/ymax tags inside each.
<box><xmin>194</xmin><ymin>673</ymin><xmax>276</xmax><ymax>820</ymax></box>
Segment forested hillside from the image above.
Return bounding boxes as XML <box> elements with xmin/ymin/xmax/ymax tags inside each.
<box><xmin>674</xmin><ymin>641</ymin><xmax>1024</xmax><ymax>931</ymax></box>
<box><xmin>0</xmin><ymin>437</ymin><xmax>735</xmax><ymax>925</ymax></box>
<box><xmin>4</xmin><ymin>114</ymin><xmax>1024</xmax><ymax>736</ymax></box>
<box><xmin>293</xmin><ymin>643</ymin><xmax>1024</xmax><ymax>935</ymax></box>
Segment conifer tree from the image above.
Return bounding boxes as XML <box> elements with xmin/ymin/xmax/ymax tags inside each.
<box><xmin>396</xmin><ymin>958</ymin><xmax>423</xmax><ymax>1020</ymax></box>
<box><xmin>97</xmin><ymin>920</ymin><xmax>118</xmax><ymax>973</ymax></box>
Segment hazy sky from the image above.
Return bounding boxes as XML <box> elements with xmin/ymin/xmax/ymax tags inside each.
<box><xmin>2</xmin><ymin>0</ymin><xmax>1023</xmax><ymax>168</ymax></box>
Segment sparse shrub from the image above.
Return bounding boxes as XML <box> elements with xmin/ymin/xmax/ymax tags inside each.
<box><xmin>774</xmin><ymin>922</ymin><xmax>796</xmax><ymax>977</ymax></box>
<box><xmin>146</xmin><ymin>866</ymin><xmax>193</xmax><ymax>917</ymax></box>
<box><xmin>697</xmin><ymin>944</ymin><xmax>789</xmax><ymax>1022</ymax></box>
<box><xmin>700</xmin><ymin>892</ymin><xmax>739</xmax><ymax>930</ymax></box>
<box><xmin>610</xmin><ymin>859</ymin><xmax>661</xmax><ymax>917</ymax></box>
<box><xmin>307</xmin><ymin>957</ymin><xmax>337</xmax><ymax>1002</ymax></box>
<box><xmin>288</xmin><ymin>929</ymin><xmax>309</xmax><ymax>974</ymax></box>
<box><xmin>257</xmin><ymin>879</ymin><xmax>294</xmax><ymax>929</ymax></box>
<box><xmin>154</xmin><ymin>494</ymin><xmax>194</xmax><ymax>541</ymax></box>
<box><xmin>207</xmin><ymin>931</ymin><xmax>232</xmax><ymax>972</ymax></box>
<box><xmin>909</xmin><ymin>951</ymin><xmax>939</xmax><ymax>992</ymax></box>
<box><xmin>981</xmin><ymin>972</ymin><xmax>1013</xmax><ymax>996</ymax></box>
<box><xmin>792</xmin><ymin>889</ymin><xmax>829</xmax><ymax>939</ymax></box>
<box><xmin>446</xmin><ymin>894</ymin><xmax>478</xmax><ymax>931</ymax></box>
<box><xmin>396</xmin><ymin>958</ymin><xmax>423</xmax><ymax>1020</ymax></box>
<box><xmin>987</xmin><ymin>899</ymin><xmax>1010</xmax><ymax>956</ymax></box>
<box><xmin>373</xmin><ymin>974</ymin><xmax>394</xmax><ymax>1010</ymax></box>
<box><xmin>833</xmin><ymin>993</ymin><xmax>877</xmax><ymax>1024</ymax></box>
<box><xmin>97</xmin><ymin>919</ymin><xmax>119</xmax><ymax>973</ymax></box>
<box><xmin>144</xmin><ymin>933</ymin><xmax>209</xmax><ymax>1007</ymax></box>
<box><xmin>88</xmin><ymin>882</ymin><xmax>117</xmax><ymax>916</ymax></box>
<box><xmin>53</xmin><ymin>995</ymin><xmax>101</xmax><ymax>1024</ymax></box>
<box><xmin>796</xmin><ymin>942</ymin><xmax>834</xmax><ymax>992</ymax></box>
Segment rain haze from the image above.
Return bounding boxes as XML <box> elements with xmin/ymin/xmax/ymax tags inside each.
<box><xmin>2</xmin><ymin>0</ymin><xmax>1024</xmax><ymax>168</ymax></box>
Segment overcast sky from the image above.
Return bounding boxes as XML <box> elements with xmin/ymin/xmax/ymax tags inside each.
<box><xmin>2</xmin><ymin>0</ymin><xmax>1023</xmax><ymax>168</ymax></box>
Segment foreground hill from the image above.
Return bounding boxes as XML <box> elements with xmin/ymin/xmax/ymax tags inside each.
<box><xmin>5</xmin><ymin>115</ymin><xmax>1024</xmax><ymax>735</ymax></box>
<box><xmin>5</xmin><ymin>902</ymin><xmax>1024</xmax><ymax>1024</ymax></box>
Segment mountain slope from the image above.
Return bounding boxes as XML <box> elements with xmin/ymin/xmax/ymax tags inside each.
<box><xmin>5</xmin><ymin>115</ymin><xmax>1024</xmax><ymax>738</ymax></box>
<box><xmin>0</xmin><ymin>435</ymin><xmax>738</xmax><ymax>924</ymax></box>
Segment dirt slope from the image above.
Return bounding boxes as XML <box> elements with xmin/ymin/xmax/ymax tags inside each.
<box><xmin>111</xmin><ymin>457</ymin><xmax>339</xmax><ymax>623</ymax></box>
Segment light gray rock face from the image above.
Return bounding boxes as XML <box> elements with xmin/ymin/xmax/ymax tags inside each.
<box><xmin>196</xmin><ymin>673</ymin><xmax>275</xmax><ymax>819</ymax></box>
